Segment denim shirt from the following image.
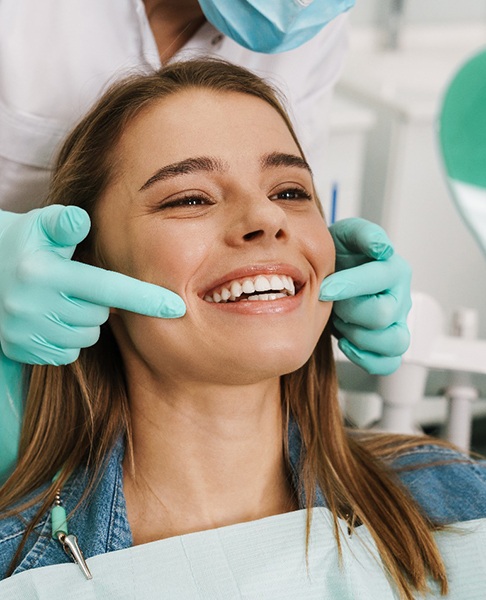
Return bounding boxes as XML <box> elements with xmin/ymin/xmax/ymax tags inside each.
<box><xmin>1</xmin><ymin>421</ymin><xmax>486</xmax><ymax>581</ymax></box>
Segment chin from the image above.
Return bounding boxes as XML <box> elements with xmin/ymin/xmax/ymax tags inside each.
<box><xmin>218</xmin><ymin>315</ymin><xmax>328</xmax><ymax>382</ymax></box>
<box><xmin>228</xmin><ymin>341</ymin><xmax>318</xmax><ymax>383</ymax></box>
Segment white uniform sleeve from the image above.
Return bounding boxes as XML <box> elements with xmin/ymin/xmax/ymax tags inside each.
<box><xmin>0</xmin><ymin>159</ymin><xmax>50</xmax><ymax>214</ymax></box>
<box><xmin>0</xmin><ymin>0</ymin><xmax>148</xmax><ymax>213</ymax></box>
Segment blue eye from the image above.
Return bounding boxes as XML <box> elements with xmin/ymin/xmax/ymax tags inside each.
<box><xmin>270</xmin><ymin>187</ymin><xmax>312</xmax><ymax>201</ymax></box>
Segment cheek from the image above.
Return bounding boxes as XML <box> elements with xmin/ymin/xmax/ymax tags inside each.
<box><xmin>304</xmin><ymin>217</ymin><xmax>336</xmax><ymax>279</ymax></box>
<box><xmin>95</xmin><ymin>214</ymin><xmax>208</xmax><ymax>292</ymax></box>
<box><xmin>92</xmin><ymin>203</ymin><xmax>137</xmax><ymax>274</ymax></box>
<box><xmin>94</xmin><ymin>205</ymin><xmax>219</xmax><ymax>336</ymax></box>
<box><xmin>305</xmin><ymin>219</ymin><xmax>335</xmax><ymax>339</ymax></box>
<box><xmin>130</xmin><ymin>222</ymin><xmax>215</xmax><ymax>294</ymax></box>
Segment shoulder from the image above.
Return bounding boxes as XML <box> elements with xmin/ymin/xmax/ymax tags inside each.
<box><xmin>0</xmin><ymin>437</ymin><xmax>130</xmax><ymax>581</ymax></box>
<box><xmin>0</xmin><ymin>469</ymin><xmax>95</xmax><ymax>581</ymax></box>
<box><xmin>388</xmin><ymin>444</ymin><xmax>486</xmax><ymax>524</ymax></box>
<box><xmin>0</xmin><ymin>463</ymin><xmax>92</xmax><ymax>581</ymax></box>
<box><xmin>0</xmin><ymin>482</ymin><xmax>53</xmax><ymax>581</ymax></box>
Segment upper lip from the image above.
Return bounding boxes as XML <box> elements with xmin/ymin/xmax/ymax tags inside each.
<box><xmin>201</xmin><ymin>263</ymin><xmax>306</xmax><ymax>297</ymax></box>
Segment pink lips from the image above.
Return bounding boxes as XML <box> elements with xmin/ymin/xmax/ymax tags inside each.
<box><xmin>201</xmin><ymin>263</ymin><xmax>305</xmax><ymax>298</ymax></box>
<box><xmin>200</xmin><ymin>263</ymin><xmax>306</xmax><ymax>315</ymax></box>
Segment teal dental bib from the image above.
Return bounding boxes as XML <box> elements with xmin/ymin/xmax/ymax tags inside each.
<box><xmin>1</xmin><ymin>508</ymin><xmax>485</xmax><ymax>599</ymax></box>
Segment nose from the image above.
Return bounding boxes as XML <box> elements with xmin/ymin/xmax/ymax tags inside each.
<box><xmin>225</xmin><ymin>193</ymin><xmax>288</xmax><ymax>247</ymax></box>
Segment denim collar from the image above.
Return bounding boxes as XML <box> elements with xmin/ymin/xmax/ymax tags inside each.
<box><xmin>9</xmin><ymin>423</ymin><xmax>486</xmax><ymax>576</ymax></box>
<box><xmin>13</xmin><ymin>417</ymin><xmax>322</xmax><ymax>575</ymax></box>
<box><xmin>12</xmin><ymin>436</ymin><xmax>132</xmax><ymax>575</ymax></box>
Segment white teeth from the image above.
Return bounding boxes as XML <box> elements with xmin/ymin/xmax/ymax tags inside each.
<box><xmin>205</xmin><ymin>274</ymin><xmax>297</xmax><ymax>303</ymax></box>
<box><xmin>242</xmin><ymin>279</ymin><xmax>255</xmax><ymax>294</ymax></box>
<box><xmin>254</xmin><ymin>275</ymin><xmax>271</xmax><ymax>292</ymax></box>
<box><xmin>247</xmin><ymin>292</ymin><xmax>287</xmax><ymax>302</ymax></box>
<box><xmin>282</xmin><ymin>275</ymin><xmax>295</xmax><ymax>295</ymax></box>
<box><xmin>270</xmin><ymin>275</ymin><xmax>284</xmax><ymax>291</ymax></box>
<box><xmin>230</xmin><ymin>281</ymin><xmax>242</xmax><ymax>299</ymax></box>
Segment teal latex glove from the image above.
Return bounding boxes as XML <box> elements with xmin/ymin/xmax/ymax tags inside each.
<box><xmin>320</xmin><ymin>218</ymin><xmax>412</xmax><ymax>375</ymax></box>
<box><xmin>0</xmin><ymin>205</ymin><xmax>186</xmax><ymax>365</ymax></box>
<box><xmin>0</xmin><ymin>348</ymin><xmax>23</xmax><ymax>484</ymax></box>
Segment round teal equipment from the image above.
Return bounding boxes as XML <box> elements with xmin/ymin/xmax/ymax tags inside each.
<box><xmin>438</xmin><ymin>48</ymin><xmax>486</xmax><ymax>255</ymax></box>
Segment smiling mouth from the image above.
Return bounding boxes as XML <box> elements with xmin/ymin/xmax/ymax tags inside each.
<box><xmin>204</xmin><ymin>274</ymin><xmax>299</xmax><ymax>304</ymax></box>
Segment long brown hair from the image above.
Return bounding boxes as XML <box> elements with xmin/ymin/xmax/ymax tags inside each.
<box><xmin>1</xmin><ymin>59</ymin><xmax>451</xmax><ymax>598</ymax></box>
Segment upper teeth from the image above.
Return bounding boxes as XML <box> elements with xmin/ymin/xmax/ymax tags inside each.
<box><xmin>204</xmin><ymin>274</ymin><xmax>296</xmax><ymax>303</ymax></box>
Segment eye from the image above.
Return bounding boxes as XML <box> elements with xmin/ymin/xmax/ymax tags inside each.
<box><xmin>269</xmin><ymin>187</ymin><xmax>312</xmax><ymax>201</ymax></box>
<box><xmin>158</xmin><ymin>194</ymin><xmax>214</xmax><ymax>210</ymax></box>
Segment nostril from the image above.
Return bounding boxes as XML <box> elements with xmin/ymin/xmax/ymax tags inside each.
<box><xmin>243</xmin><ymin>228</ymin><xmax>285</xmax><ymax>242</ymax></box>
<box><xmin>243</xmin><ymin>229</ymin><xmax>264</xmax><ymax>241</ymax></box>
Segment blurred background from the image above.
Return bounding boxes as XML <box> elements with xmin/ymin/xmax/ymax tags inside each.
<box><xmin>315</xmin><ymin>0</ymin><xmax>486</xmax><ymax>453</ymax></box>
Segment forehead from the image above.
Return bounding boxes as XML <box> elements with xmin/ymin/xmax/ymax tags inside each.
<box><xmin>116</xmin><ymin>89</ymin><xmax>301</xmax><ymax>168</ymax></box>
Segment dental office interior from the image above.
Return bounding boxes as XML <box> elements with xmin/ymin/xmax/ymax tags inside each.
<box><xmin>319</xmin><ymin>0</ymin><xmax>486</xmax><ymax>453</ymax></box>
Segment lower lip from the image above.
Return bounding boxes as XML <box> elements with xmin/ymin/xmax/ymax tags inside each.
<box><xmin>202</xmin><ymin>287</ymin><xmax>305</xmax><ymax>314</ymax></box>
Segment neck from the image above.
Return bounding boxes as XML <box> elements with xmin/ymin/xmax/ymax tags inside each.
<box><xmin>123</xmin><ymin>377</ymin><xmax>297</xmax><ymax>545</ymax></box>
<box><xmin>143</xmin><ymin>0</ymin><xmax>206</xmax><ymax>63</ymax></box>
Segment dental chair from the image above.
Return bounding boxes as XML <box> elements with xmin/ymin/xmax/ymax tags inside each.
<box><xmin>374</xmin><ymin>47</ymin><xmax>486</xmax><ymax>450</ymax></box>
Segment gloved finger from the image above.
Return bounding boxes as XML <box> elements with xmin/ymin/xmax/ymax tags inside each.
<box><xmin>329</xmin><ymin>218</ymin><xmax>394</xmax><ymax>260</ymax></box>
<box><xmin>319</xmin><ymin>255</ymin><xmax>411</xmax><ymax>302</ymax></box>
<box><xmin>0</xmin><ymin>312</ymin><xmax>102</xmax><ymax>352</ymax></box>
<box><xmin>338</xmin><ymin>338</ymin><xmax>402</xmax><ymax>376</ymax></box>
<box><xmin>4</xmin><ymin>290</ymin><xmax>110</xmax><ymax>328</ymax></box>
<box><xmin>30</xmin><ymin>325</ymin><xmax>102</xmax><ymax>351</ymax></box>
<box><xmin>333</xmin><ymin>316</ymin><xmax>410</xmax><ymax>357</ymax></box>
<box><xmin>0</xmin><ymin>287</ymin><xmax>110</xmax><ymax>329</ymax></box>
<box><xmin>51</xmin><ymin>259</ymin><xmax>186</xmax><ymax>318</ymax></box>
<box><xmin>49</xmin><ymin>297</ymin><xmax>110</xmax><ymax>328</ymax></box>
<box><xmin>38</xmin><ymin>205</ymin><xmax>91</xmax><ymax>248</ymax></box>
<box><xmin>332</xmin><ymin>293</ymin><xmax>401</xmax><ymax>330</ymax></box>
<box><xmin>1</xmin><ymin>339</ymin><xmax>81</xmax><ymax>366</ymax></box>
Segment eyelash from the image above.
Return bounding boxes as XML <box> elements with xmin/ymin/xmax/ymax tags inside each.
<box><xmin>270</xmin><ymin>187</ymin><xmax>312</xmax><ymax>201</ymax></box>
<box><xmin>158</xmin><ymin>186</ymin><xmax>312</xmax><ymax>210</ymax></box>
<box><xmin>160</xmin><ymin>194</ymin><xmax>213</xmax><ymax>209</ymax></box>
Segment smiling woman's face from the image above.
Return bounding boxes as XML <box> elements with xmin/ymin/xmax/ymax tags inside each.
<box><xmin>96</xmin><ymin>88</ymin><xmax>335</xmax><ymax>386</ymax></box>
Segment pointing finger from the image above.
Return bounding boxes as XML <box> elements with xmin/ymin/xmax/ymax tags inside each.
<box><xmin>54</xmin><ymin>260</ymin><xmax>186</xmax><ymax>318</ymax></box>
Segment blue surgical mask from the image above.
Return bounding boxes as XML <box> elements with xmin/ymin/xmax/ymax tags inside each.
<box><xmin>198</xmin><ymin>0</ymin><xmax>355</xmax><ymax>54</ymax></box>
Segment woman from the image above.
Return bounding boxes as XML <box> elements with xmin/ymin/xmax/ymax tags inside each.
<box><xmin>0</xmin><ymin>59</ymin><xmax>484</xmax><ymax>600</ymax></box>
<box><xmin>0</xmin><ymin>0</ymin><xmax>411</xmax><ymax>485</ymax></box>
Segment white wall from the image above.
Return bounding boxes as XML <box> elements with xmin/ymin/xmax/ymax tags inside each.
<box><xmin>336</xmin><ymin>1</ymin><xmax>486</xmax><ymax>406</ymax></box>
<box><xmin>351</xmin><ymin>0</ymin><xmax>486</xmax><ymax>26</ymax></box>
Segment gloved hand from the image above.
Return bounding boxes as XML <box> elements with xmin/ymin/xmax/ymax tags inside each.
<box><xmin>0</xmin><ymin>205</ymin><xmax>186</xmax><ymax>365</ymax></box>
<box><xmin>320</xmin><ymin>218</ymin><xmax>412</xmax><ymax>375</ymax></box>
<box><xmin>0</xmin><ymin>347</ymin><xmax>23</xmax><ymax>484</ymax></box>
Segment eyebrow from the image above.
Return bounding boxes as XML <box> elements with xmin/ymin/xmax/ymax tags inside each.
<box><xmin>138</xmin><ymin>152</ymin><xmax>312</xmax><ymax>192</ymax></box>
<box><xmin>261</xmin><ymin>152</ymin><xmax>312</xmax><ymax>175</ymax></box>
<box><xmin>139</xmin><ymin>156</ymin><xmax>228</xmax><ymax>191</ymax></box>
